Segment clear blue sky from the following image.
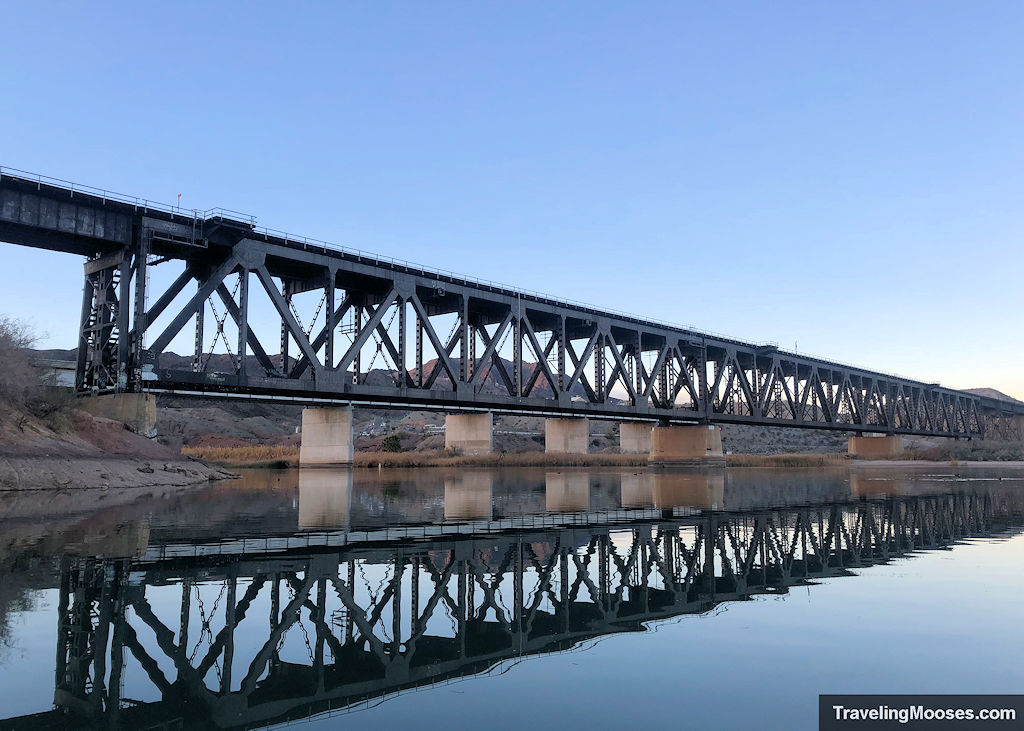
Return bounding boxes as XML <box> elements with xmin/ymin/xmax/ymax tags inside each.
<box><xmin>1</xmin><ymin>2</ymin><xmax>1021</xmax><ymax>397</ymax></box>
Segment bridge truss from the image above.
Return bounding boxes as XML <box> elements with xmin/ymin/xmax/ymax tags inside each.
<box><xmin>2</xmin><ymin>168</ymin><xmax>1022</xmax><ymax>437</ymax></box>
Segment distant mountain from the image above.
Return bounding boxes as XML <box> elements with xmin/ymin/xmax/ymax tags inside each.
<box><xmin>964</xmin><ymin>388</ymin><xmax>1023</xmax><ymax>404</ymax></box>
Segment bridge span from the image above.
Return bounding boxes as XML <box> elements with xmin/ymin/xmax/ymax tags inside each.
<box><xmin>2</xmin><ymin>167</ymin><xmax>1022</xmax><ymax>461</ymax></box>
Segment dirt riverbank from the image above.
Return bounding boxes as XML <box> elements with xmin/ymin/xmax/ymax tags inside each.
<box><xmin>0</xmin><ymin>409</ymin><xmax>234</xmax><ymax>490</ymax></box>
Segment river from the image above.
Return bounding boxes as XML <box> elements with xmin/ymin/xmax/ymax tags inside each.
<box><xmin>0</xmin><ymin>464</ymin><xmax>1022</xmax><ymax>729</ymax></box>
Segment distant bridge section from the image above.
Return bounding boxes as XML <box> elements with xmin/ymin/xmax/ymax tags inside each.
<box><xmin>2</xmin><ymin>167</ymin><xmax>1022</xmax><ymax>439</ymax></box>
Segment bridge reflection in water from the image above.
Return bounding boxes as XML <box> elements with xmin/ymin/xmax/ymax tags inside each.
<box><xmin>17</xmin><ymin>471</ymin><xmax>1024</xmax><ymax>730</ymax></box>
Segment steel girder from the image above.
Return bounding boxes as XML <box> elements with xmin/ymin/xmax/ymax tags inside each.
<box><xmin>1</xmin><ymin>169</ymin><xmax>1021</xmax><ymax>437</ymax></box>
<box><xmin>36</xmin><ymin>488</ymin><xmax>1024</xmax><ymax>728</ymax></box>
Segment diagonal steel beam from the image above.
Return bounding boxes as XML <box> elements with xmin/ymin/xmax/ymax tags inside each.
<box><xmin>471</xmin><ymin>311</ymin><xmax>512</xmax><ymax>385</ymax></box>
<box><xmin>335</xmin><ymin>287</ymin><xmax>398</xmax><ymax>374</ymax></box>
<box><xmin>424</xmin><ymin>321</ymin><xmax>461</xmax><ymax>390</ymax></box>
<box><xmin>144</xmin><ymin>266</ymin><xmax>194</xmax><ymax>327</ymax></box>
<box><xmin>521</xmin><ymin>317</ymin><xmax>558</xmax><ymax>396</ymax></box>
<box><xmin>291</xmin><ymin>294</ymin><xmax>352</xmax><ymax>378</ymax></box>
<box><xmin>215</xmin><ymin>283</ymin><xmax>280</xmax><ymax>376</ymax></box>
<box><xmin>605</xmin><ymin>332</ymin><xmax>637</xmax><ymax>403</ymax></box>
<box><xmin>254</xmin><ymin>266</ymin><xmax>321</xmax><ymax>370</ymax></box>
<box><xmin>565</xmin><ymin>335</ymin><xmax>599</xmax><ymax>402</ymax></box>
<box><xmin>641</xmin><ymin>343</ymin><xmax>669</xmax><ymax>401</ymax></box>
<box><xmin>150</xmin><ymin>255</ymin><xmax>239</xmax><ymax>355</ymax></box>
<box><xmin>409</xmin><ymin>294</ymin><xmax>459</xmax><ymax>388</ymax></box>
<box><xmin>475</xmin><ymin>314</ymin><xmax>516</xmax><ymax>394</ymax></box>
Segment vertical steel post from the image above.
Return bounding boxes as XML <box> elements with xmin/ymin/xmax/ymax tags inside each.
<box><xmin>354</xmin><ymin>306</ymin><xmax>362</xmax><ymax>384</ymax></box>
<box><xmin>325</xmin><ymin>272</ymin><xmax>335</xmax><ymax>369</ymax></box>
<box><xmin>193</xmin><ymin>281</ymin><xmax>205</xmax><ymax>372</ymax></box>
<box><xmin>236</xmin><ymin>269</ymin><xmax>248</xmax><ymax>376</ymax></box>
<box><xmin>280</xmin><ymin>284</ymin><xmax>291</xmax><ymax>373</ymax></box>
<box><xmin>415</xmin><ymin>313</ymin><xmax>423</xmax><ymax>388</ymax></box>
<box><xmin>460</xmin><ymin>296</ymin><xmax>470</xmax><ymax>384</ymax></box>
<box><xmin>77</xmin><ymin>278</ymin><xmax>95</xmax><ymax>390</ymax></box>
<box><xmin>117</xmin><ymin>252</ymin><xmax>131</xmax><ymax>390</ymax></box>
<box><xmin>131</xmin><ymin>234</ymin><xmax>149</xmax><ymax>388</ymax></box>
<box><xmin>557</xmin><ymin>316</ymin><xmax>566</xmax><ymax>395</ymax></box>
<box><xmin>514</xmin><ymin>313</ymin><xmax>522</xmax><ymax>397</ymax></box>
<box><xmin>398</xmin><ymin>297</ymin><xmax>407</xmax><ymax>387</ymax></box>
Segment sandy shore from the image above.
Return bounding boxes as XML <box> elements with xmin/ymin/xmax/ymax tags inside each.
<box><xmin>0</xmin><ymin>455</ymin><xmax>236</xmax><ymax>491</ymax></box>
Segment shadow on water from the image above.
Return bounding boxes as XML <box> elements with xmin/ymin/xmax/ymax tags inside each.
<box><xmin>1</xmin><ymin>465</ymin><xmax>1023</xmax><ymax>729</ymax></box>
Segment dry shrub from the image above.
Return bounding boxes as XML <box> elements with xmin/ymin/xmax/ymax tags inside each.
<box><xmin>0</xmin><ymin>316</ymin><xmax>39</xmax><ymax>407</ymax></box>
<box><xmin>182</xmin><ymin>444</ymin><xmax>299</xmax><ymax>468</ymax></box>
<box><xmin>0</xmin><ymin>315</ymin><xmax>73</xmax><ymax>430</ymax></box>
<box><xmin>906</xmin><ymin>441</ymin><xmax>1024</xmax><ymax>462</ymax></box>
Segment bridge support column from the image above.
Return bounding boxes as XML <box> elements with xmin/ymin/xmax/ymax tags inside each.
<box><xmin>619</xmin><ymin>423</ymin><xmax>652</xmax><ymax>454</ymax></box>
<box><xmin>1014</xmin><ymin>415</ymin><xmax>1024</xmax><ymax>441</ymax></box>
<box><xmin>299</xmin><ymin>407</ymin><xmax>354</xmax><ymax>466</ymax></box>
<box><xmin>545</xmin><ymin>418</ymin><xmax>589</xmax><ymax>454</ymax></box>
<box><xmin>445</xmin><ymin>413</ymin><xmax>493</xmax><ymax>455</ymax></box>
<box><xmin>848</xmin><ymin>435</ymin><xmax>904</xmax><ymax>458</ymax></box>
<box><xmin>78</xmin><ymin>393</ymin><xmax>157</xmax><ymax>438</ymax></box>
<box><xmin>649</xmin><ymin>424</ymin><xmax>725</xmax><ymax>466</ymax></box>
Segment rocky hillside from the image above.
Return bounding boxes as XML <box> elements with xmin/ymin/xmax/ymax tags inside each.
<box><xmin>965</xmin><ymin>387</ymin><xmax>1023</xmax><ymax>404</ymax></box>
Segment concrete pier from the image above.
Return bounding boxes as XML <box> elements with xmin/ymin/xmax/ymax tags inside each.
<box><xmin>545</xmin><ymin>472</ymin><xmax>590</xmax><ymax>512</ymax></box>
<box><xmin>545</xmin><ymin>417</ymin><xmax>589</xmax><ymax>454</ymax></box>
<box><xmin>1014</xmin><ymin>415</ymin><xmax>1024</xmax><ymax>441</ymax></box>
<box><xmin>78</xmin><ymin>392</ymin><xmax>157</xmax><ymax>438</ymax></box>
<box><xmin>848</xmin><ymin>435</ymin><xmax>904</xmax><ymax>458</ymax></box>
<box><xmin>298</xmin><ymin>468</ymin><xmax>353</xmax><ymax>529</ymax></box>
<box><xmin>299</xmin><ymin>407</ymin><xmax>354</xmax><ymax>466</ymax></box>
<box><xmin>444</xmin><ymin>473</ymin><xmax>493</xmax><ymax>520</ymax></box>
<box><xmin>649</xmin><ymin>424</ymin><xmax>725</xmax><ymax>465</ymax></box>
<box><xmin>445</xmin><ymin>412</ymin><xmax>493</xmax><ymax>455</ymax></box>
<box><xmin>619</xmin><ymin>423</ymin><xmax>652</xmax><ymax>454</ymax></box>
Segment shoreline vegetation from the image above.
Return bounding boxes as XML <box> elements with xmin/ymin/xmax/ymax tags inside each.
<box><xmin>180</xmin><ymin>442</ymin><xmax>1024</xmax><ymax>470</ymax></box>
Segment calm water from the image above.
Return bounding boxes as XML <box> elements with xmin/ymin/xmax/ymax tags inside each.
<box><xmin>1</xmin><ymin>465</ymin><xmax>1022</xmax><ymax>730</ymax></box>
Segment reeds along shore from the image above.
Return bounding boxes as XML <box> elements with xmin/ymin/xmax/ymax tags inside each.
<box><xmin>180</xmin><ymin>444</ymin><xmax>851</xmax><ymax>470</ymax></box>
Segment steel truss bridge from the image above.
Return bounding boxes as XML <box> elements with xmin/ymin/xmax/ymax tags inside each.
<box><xmin>2</xmin><ymin>168</ymin><xmax>1022</xmax><ymax>438</ymax></box>
<box><xmin>3</xmin><ymin>486</ymin><xmax>1020</xmax><ymax>729</ymax></box>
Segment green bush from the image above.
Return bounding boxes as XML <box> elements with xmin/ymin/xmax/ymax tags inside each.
<box><xmin>380</xmin><ymin>434</ymin><xmax>403</xmax><ymax>452</ymax></box>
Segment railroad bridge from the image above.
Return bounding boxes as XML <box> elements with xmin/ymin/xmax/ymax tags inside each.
<box><xmin>2</xmin><ymin>167</ymin><xmax>1023</xmax><ymax>462</ymax></box>
<box><xmin>4</xmin><ymin>480</ymin><xmax>1022</xmax><ymax>729</ymax></box>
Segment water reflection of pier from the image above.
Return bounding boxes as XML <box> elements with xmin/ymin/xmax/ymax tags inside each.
<box><xmin>15</xmin><ymin>476</ymin><xmax>1023</xmax><ymax>730</ymax></box>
